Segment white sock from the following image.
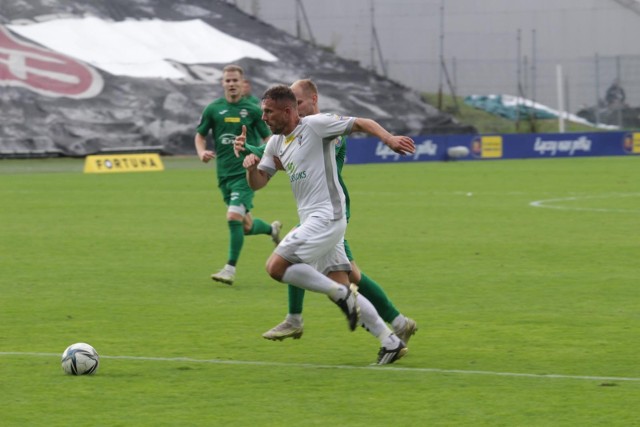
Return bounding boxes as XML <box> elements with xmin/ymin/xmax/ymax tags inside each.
<box><xmin>381</xmin><ymin>333</ymin><xmax>401</xmax><ymax>349</ymax></box>
<box><xmin>286</xmin><ymin>313</ymin><xmax>303</xmax><ymax>327</ymax></box>
<box><xmin>357</xmin><ymin>294</ymin><xmax>400</xmax><ymax>347</ymax></box>
<box><xmin>391</xmin><ymin>315</ymin><xmax>407</xmax><ymax>332</ymax></box>
<box><xmin>281</xmin><ymin>264</ymin><xmax>344</xmax><ymax>298</ymax></box>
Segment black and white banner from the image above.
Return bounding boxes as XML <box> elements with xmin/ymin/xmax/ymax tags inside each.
<box><xmin>0</xmin><ymin>0</ymin><xmax>473</xmax><ymax>157</ymax></box>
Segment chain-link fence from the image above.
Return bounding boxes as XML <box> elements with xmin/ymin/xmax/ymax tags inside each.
<box><xmin>576</xmin><ymin>54</ymin><xmax>640</xmax><ymax>128</ymax></box>
<box><xmin>409</xmin><ymin>53</ymin><xmax>640</xmax><ymax>129</ymax></box>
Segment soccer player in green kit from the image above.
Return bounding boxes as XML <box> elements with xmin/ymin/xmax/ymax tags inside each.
<box><xmin>195</xmin><ymin>64</ymin><xmax>282</xmax><ymax>285</ymax></box>
<box><xmin>241</xmin><ymin>78</ymin><xmax>261</xmax><ymax>105</ymax></box>
<box><xmin>234</xmin><ymin>79</ymin><xmax>417</xmax><ymax>344</ymax></box>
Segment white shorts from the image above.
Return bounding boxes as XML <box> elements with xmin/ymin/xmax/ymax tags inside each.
<box><xmin>275</xmin><ymin>216</ymin><xmax>351</xmax><ymax>275</ymax></box>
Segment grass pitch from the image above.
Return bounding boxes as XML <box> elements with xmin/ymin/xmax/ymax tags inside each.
<box><xmin>1</xmin><ymin>155</ymin><xmax>639</xmax><ymax>426</ymax></box>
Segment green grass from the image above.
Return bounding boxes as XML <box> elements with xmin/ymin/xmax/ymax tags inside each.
<box><xmin>1</xmin><ymin>155</ymin><xmax>639</xmax><ymax>426</ymax></box>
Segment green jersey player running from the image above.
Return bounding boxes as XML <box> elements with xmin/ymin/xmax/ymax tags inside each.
<box><xmin>195</xmin><ymin>64</ymin><xmax>282</xmax><ymax>285</ymax></box>
<box><xmin>235</xmin><ymin>79</ymin><xmax>417</xmax><ymax>345</ymax></box>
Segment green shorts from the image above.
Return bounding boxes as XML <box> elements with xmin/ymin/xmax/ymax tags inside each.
<box><xmin>218</xmin><ymin>175</ymin><xmax>255</xmax><ymax>212</ymax></box>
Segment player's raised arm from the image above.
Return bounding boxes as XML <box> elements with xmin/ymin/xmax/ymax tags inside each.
<box><xmin>351</xmin><ymin>118</ymin><xmax>415</xmax><ymax>155</ymax></box>
<box><xmin>235</xmin><ymin>125</ymin><xmax>268</xmax><ymax>159</ymax></box>
<box><xmin>233</xmin><ymin>125</ymin><xmax>247</xmax><ymax>158</ymax></box>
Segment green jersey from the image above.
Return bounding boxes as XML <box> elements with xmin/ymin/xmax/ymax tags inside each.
<box><xmin>196</xmin><ymin>97</ymin><xmax>270</xmax><ymax>181</ymax></box>
<box><xmin>244</xmin><ymin>94</ymin><xmax>261</xmax><ymax>105</ymax></box>
<box><xmin>243</xmin><ymin>94</ymin><xmax>264</xmax><ymax>142</ymax></box>
<box><xmin>334</xmin><ymin>135</ymin><xmax>350</xmax><ymax>221</ymax></box>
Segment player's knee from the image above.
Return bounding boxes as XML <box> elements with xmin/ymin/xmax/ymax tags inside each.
<box><xmin>348</xmin><ymin>262</ymin><xmax>361</xmax><ymax>284</ymax></box>
<box><xmin>227</xmin><ymin>205</ymin><xmax>246</xmax><ymax>222</ymax></box>
<box><xmin>265</xmin><ymin>263</ymin><xmax>283</xmax><ymax>281</ymax></box>
<box><xmin>226</xmin><ymin>213</ymin><xmax>243</xmax><ymax>223</ymax></box>
<box><xmin>348</xmin><ymin>269</ymin><xmax>361</xmax><ymax>284</ymax></box>
<box><xmin>265</xmin><ymin>255</ymin><xmax>286</xmax><ymax>281</ymax></box>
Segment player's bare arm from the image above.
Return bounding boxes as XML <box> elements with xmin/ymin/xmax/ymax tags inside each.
<box><xmin>243</xmin><ymin>154</ymin><xmax>270</xmax><ymax>190</ymax></box>
<box><xmin>195</xmin><ymin>133</ymin><xmax>216</xmax><ymax>163</ymax></box>
<box><xmin>273</xmin><ymin>156</ymin><xmax>285</xmax><ymax>171</ymax></box>
<box><xmin>235</xmin><ymin>125</ymin><xmax>283</xmax><ymax>170</ymax></box>
<box><xmin>351</xmin><ymin>118</ymin><xmax>415</xmax><ymax>155</ymax></box>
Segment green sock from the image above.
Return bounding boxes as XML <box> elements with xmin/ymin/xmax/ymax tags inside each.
<box><xmin>358</xmin><ymin>272</ymin><xmax>400</xmax><ymax>323</ymax></box>
<box><xmin>228</xmin><ymin>220</ymin><xmax>244</xmax><ymax>265</ymax></box>
<box><xmin>288</xmin><ymin>284</ymin><xmax>305</xmax><ymax>314</ymax></box>
<box><xmin>247</xmin><ymin>218</ymin><xmax>272</xmax><ymax>235</ymax></box>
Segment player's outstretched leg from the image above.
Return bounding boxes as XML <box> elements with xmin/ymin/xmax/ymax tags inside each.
<box><xmin>262</xmin><ymin>315</ymin><xmax>303</xmax><ymax>340</ymax></box>
<box><xmin>354</xmin><ymin>291</ymin><xmax>408</xmax><ymax>365</ymax></box>
<box><xmin>281</xmin><ymin>263</ymin><xmax>360</xmax><ymax>331</ymax></box>
<box><xmin>263</xmin><ymin>286</ymin><xmax>305</xmax><ymax>340</ymax></box>
<box><xmin>329</xmin><ymin>283</ymin><xmax>360</xmax><ymax>331</ymax></box>
<box><xmin>270</xmin><ymin>220</ymin><xmax>282</xmax><ymax>245</ymax></box>
<box><xmin>377</xmin><ymin>340</ymin><xmax>409</xmax><ymax>365</ymax></box>
<box><xmin>393</xmin><ymin>317</ymin><xmax>418</xmax><ymax>345</ymax></box>
<box><xmin>357</xmin><ymin>271</ymin><xmax>418</xmax><ymax>345</ymax></box>
<box><xmin>211</xmin><ymin>264</ymin><xmax>235</xmax><ymax>285</ymax></box>
<box><xmin>212</xmin><ymin>219</ymin><xmax>243</xmax><ymax>285</ymax></box>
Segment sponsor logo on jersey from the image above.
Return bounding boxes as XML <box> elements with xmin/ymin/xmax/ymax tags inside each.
<box><xmin>286</xmin><ymin>162</ymin><xmax>307</xmax><ymax>182</ymax></box>
<box><xmin>284</xmin><ymin>133</ymin><xmax>300</xmax><ymax>145</ymax></box>
<box><xmin>224</xmin><ymin>117</ymin><xmax>241</xmax><ymax>123</ymax></box>
<box><xmin>220</xmin><ymin>133</ymin><xmax>237</xmax><ymax>145</ymax></box>
<box><xmin>326</xmin><ymin>113</ymin><xmax>347</xmax><ymax>121</ymax></box>
<box><xmin>0</xmin><ymin>26</ymin><xmax>103</xmax><ymax>98</ymax></box>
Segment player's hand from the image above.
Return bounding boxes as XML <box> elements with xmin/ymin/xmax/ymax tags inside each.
<box><xmin>384</xmin><ymin>135</ymin><xmax>416</xmax><ymax>155</ymax></box>
<box><xmin>199</xmin><ymin>150</ymin><xmax>216</xmax><ymax>163</ymax></box>
<box><xmin>234</xmin><ymin>125</ymin><xmax>247</xmax><ymax>158</ymax></box>
<box><xmin>243</xmin><ymin>153</ymin><xmax>260</xmax><ymax>170</ymax></box>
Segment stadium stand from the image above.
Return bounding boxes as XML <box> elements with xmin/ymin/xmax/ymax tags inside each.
<box><xmin>0</xmin><ymin>0</ymin><xmax>475</xmax><ymax>158</ymax></box>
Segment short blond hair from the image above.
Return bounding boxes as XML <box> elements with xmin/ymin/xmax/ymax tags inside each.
<box><xmin>292</xmin><ymin>79</ymin><xmax>317</xmax><ymax>96</ymax></box>
<box><xmin>223</xmin><ymin>64</ymin><xmax>244</xmax><ymax>76</ymax></box>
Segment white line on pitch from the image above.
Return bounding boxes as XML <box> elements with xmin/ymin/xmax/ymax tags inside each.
<box><xmin>530</xmin><ymin>193</ymin><xmax>640</xmax><ymax>213</ymax></box>
<box><xmin>1</xmin><ymin>351</ymin><xmax>639</xmax><ymax>382</ymax></box>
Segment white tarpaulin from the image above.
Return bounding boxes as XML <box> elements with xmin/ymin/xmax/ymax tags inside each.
<box><xmin>8</xmin><ymin>17</ymin><xmax>278</xmax><ymax>78</ymax></box>
<box><xmin>1</xmin><ymin>0</ymin><xmax>471</xmax><ymax>158</ymax></box>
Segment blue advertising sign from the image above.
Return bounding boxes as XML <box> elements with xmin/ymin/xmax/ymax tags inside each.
<box><xmin>345</xmin><ymin>131</ymin><xmax>640</xmax><ymax>164</ymax></box>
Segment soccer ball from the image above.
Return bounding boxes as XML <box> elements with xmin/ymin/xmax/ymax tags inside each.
<box><xmin>61</xmin><ymin>343</ymin><xmax>100</xmax><ymax>375</ymax></box>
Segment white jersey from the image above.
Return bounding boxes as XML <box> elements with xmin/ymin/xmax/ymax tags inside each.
<box><xmin>259</xmin><ymin>113</ymin><xmax>356</xmax><ymax>223</ymax></box>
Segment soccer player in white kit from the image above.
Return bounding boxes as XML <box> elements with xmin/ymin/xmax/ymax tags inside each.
<box><xmin>240</xmin><ymin>85</ymin><xmax>416</xmax><ymax>364</ymax></box>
